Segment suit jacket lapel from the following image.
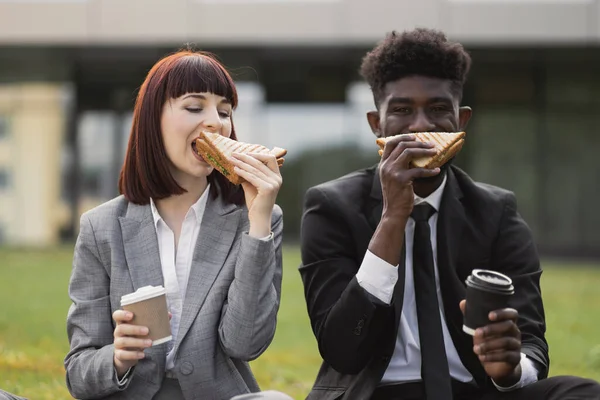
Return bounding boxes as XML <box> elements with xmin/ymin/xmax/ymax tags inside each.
<box><xmin>437</xmin><ymin>167</ymin><xmax>486</xmax><ymax>382</ymax></box>
<box><xmin>119</xmin><ymin>202</ymin><xmax>164</xmax><ymax>291</ymax></box>
<box><xmin>173</xmin><ymin>194</ymin><xmax>241</xmax><ymax>351</ymax></box>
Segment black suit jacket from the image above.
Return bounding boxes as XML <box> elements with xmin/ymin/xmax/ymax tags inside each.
<box><xmin>299</xmin><ymin>165</ymin><xmax>549</xmax><ymax>400</ymax></box>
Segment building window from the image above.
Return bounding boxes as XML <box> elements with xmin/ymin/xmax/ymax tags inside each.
<box><xmin>0</xmin><ymin>115</ymin><xmax>8</xmax><ymax>139</ymax></box>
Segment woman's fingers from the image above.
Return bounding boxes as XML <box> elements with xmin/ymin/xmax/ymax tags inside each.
<box><xmin>231</xmin><ymin>153</ymin><xmax>282</xmax><ymax>190</ymax></box>
<box><xmin>232</xmin><ymin>152</ymin><xmax>282</xmax><ymax>177</ymax></box>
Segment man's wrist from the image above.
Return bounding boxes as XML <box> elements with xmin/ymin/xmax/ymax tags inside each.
<box><xmin>492</xmin><ymin>363</ymin><xmax>522</xmax><ymax>388</ymax></box>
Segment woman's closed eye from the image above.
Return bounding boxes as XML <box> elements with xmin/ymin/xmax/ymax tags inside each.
<box><xmin>186</xmin><ymin>107</ymin><xmax>202</xmax><ymax>113</ymax></box>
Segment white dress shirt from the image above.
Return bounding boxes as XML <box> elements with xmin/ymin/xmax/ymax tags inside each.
<box><xmin>150</xmin><ymin>185</ymin><xmax>211</xmax><ymax>371</ymax></box>
<box><xmin>356</xmin><ymin>174</ymin><xmax>538</xmax><ymax>391</ymax></box>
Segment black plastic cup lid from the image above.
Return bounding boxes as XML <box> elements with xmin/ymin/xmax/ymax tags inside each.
<box><xmin>468</xmin><ymin>269</ymin><xmax>514</xmax><ymax>294</ymax></box>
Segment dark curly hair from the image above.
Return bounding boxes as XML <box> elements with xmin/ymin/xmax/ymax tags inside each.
<box><xmin>360</xmin><ymin>28</ymin><xmax>472</xmax><ymax>107</ymax></box>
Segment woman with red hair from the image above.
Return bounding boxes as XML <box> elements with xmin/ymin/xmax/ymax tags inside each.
<box><xmin>65</xmin><ymin>51</ymin><xmax>289</xmax><ymax>400</ymax></box>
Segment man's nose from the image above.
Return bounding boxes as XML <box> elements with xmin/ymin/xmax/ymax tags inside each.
<box><xmin>408</xmin><ymin>110</ymin><xmax>435</xmax><ymax>132</ymax></box>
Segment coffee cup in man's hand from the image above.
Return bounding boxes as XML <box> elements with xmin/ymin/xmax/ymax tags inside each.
<box><xmin>463</xmin><ymin>269</ymin><xmax>515</xmax><ymax>335</ymax></box>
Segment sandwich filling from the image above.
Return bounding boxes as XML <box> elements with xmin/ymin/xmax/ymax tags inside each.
<box><xmin>192</xmin><ymin>141</ymin><xmax>229</xmax><ymax>176</ymax></box>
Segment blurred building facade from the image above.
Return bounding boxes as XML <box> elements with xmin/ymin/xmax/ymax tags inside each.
<box><xmin>0</xmin><ymin>0</ymin><xmax>599</xmax><ymax>257</ymax></box>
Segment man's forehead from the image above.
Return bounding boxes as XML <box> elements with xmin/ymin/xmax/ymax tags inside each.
<box><xmin>382</xmin><ymin>76</ymin><xmax>455</xmax><ymax>101</ymax></box>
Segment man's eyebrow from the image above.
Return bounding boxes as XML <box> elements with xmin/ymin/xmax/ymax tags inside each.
<box><xmin>428</xmin><ymin>96</ymin><xmax>454</xmax><ymax>104</ymax></box>
<box><xmin>387</xmin><ymin>97</ymin><xmax>414</xmax><ymax>105</ymax></box>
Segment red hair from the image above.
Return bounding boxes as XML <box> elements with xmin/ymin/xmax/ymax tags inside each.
<box><xmin>119</xmin><ymin>50</ymin><xmax>243</xmax><ymax>205</ymax></box>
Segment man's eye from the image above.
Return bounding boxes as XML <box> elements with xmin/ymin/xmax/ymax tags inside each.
<box><xmin>393</xmin><ymin>107</ymin><xmax>411</xmax><ymax>114</ymax></box>
<box><xmin>431</xmin><ymin>106</ymin><xmax>449</xmax><ymax>113</ymax></box>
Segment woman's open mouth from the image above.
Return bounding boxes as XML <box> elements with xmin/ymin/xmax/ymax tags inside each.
<box><xmin>191</xmin><ymin>141</ymin><xmax>206</xmax><ymax>162</ymax></box>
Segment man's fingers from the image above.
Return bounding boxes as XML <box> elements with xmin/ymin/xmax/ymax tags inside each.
<box><xmin>459</xmin><ymin>300</ymin><xmax>466</xmax><ymax>316</ymax></box>
<box><xmin>114</xmin><ymin>323</ymin><xmax>149</xmax><ymax>338</ymax></box>
<box><xmin>395</xmin><ymin>147</ymin><xmax>438</xmax><ymax>166</ymax></box>
<box><xmin>380</xmin><ymin>134</ymin><xmax>416</xmax><ymax>159</ymax></box>
<box><xmin>474</xmin><ymin>337</ymin><xmax>520</xmax><ymax>355</ymax></box>
<box><xmin>114</xmin><ymin>337</ymin><xmax>153</xmax><ymax>351</ymax></box>
<box><xmin>477</xmin><ymin>350</ymin><xmax>521</xmax><ymax>365</ymax></box>
<box><xmin>475</xmin><ymin>320</ymin><xmax>520</xmax><ymax>340</ymax></box>
<box><xmin>385</xmin><ymin>140</ymin><xmax>436</xmax><ymax>164</ymax></box>
<box><xmin>489</xmin><ymin>308</ymin><xmax>519</xmax><ymax>323</ymax></box>
<box><xmin>404</xmin><ymin>167</ymin><xmax>441</xmax><ymax>180</ymax></box>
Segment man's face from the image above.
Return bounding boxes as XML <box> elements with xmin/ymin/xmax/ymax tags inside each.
<box><xmin>367</xmin><ymin>75</ymin><xmax>472</xmax><ymax>178</ymax></box>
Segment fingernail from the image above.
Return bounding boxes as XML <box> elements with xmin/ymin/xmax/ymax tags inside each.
<box><xmin>489</xmin><ymin>312</ymin><xmax>496</xmax><ymax>320</ymax></box>
<box><xmin>145</xmin><ymin>340</ymin><xmax>152</xmax><ymax>346</ymax></box>
<box><xmin>474</xmin><ymin>345</ymin><xmax>480</xmax><ymax>354</ymax></box>
<box><xmin>125</xmin><ymin>312</ymin><xmax>132</xmax><ymax>318</ymax></box>
<box><xmin>138</xmin><ymin>352</ymin><xmax>145</xmax><ymax>359</ymax></box>
<box><xmin>475</xmin><ymin>328</ymin><xmax>483</xmax><ymax>337</ymax></box>
<box><xmin>141</xmin><ymin>327</ymin><xmax>149</xmax><ymax>335</ymax></box>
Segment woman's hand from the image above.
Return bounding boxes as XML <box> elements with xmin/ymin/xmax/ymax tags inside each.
<box><xmin>112</xmin><ymin>310</ymin><xmax>152</xmax><ymax>378</ymax></box>
<box><xmin>231</xmin><ymin>152</ymin><xmax>282</xmax><ymax>238</ymax></box>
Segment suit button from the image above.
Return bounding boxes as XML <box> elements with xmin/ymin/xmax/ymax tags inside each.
<box><xmin>180</xmin><ymin>361</ymin><xmax>194</xmax><ymax>375</ymax></box>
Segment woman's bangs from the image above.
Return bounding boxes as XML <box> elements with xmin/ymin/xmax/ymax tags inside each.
<box><xmin>165</xmin><ymin>55</ymin><xmax>237</xmax><ymax>106</ymax></box>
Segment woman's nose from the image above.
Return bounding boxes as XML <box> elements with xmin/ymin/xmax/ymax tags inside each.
<box><xmin>201</xmin><ymin>108</ymin><xmax>223</xmax><ymax>132</ymax></box>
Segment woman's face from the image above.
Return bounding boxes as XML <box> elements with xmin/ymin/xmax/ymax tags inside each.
<box><xmin>160</xmin><ymin>91</ymin><xmax>233</xmax><ymax>185</ymax></box>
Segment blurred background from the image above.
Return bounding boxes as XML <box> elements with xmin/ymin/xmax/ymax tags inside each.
<box><xmin>1</xmin><ymin>0</ymin><xmax>599</xmax><ymax>399</ymax></box>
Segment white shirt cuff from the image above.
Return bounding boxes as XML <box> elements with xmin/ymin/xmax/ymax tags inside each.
<box><xmin>356</xmin><ymin>250</ymin><xmax>398</xmax><ymax>305</ymax></box>
<box><xmin>492</xmin><ymin>353</ymin><xmax>539</xmax><ymax>392</ymax></box>
<box><xmin>260</xmin><ymin>232</ymin><xmax>274</xmax><ymax>241</ymax></box>
<box><xmin>115</xmin><ymin>366</ymin><xmax>133</xmax><ymax>387</ymax></box>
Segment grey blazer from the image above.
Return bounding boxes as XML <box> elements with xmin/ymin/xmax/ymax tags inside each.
<box><xmin>64</xmin><ymin>194</ymin><xmax>283</xmax><ymax>400</ymax></box>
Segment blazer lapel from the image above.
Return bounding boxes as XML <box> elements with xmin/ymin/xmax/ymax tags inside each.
<box><xmin>437</xmin><ymin>168</ymin><xmax>486</xmax><ymax>382</ymax></box>
<box><xmin>173</xmin><ymin>194</ymin><xmax>241</xmax><ymax>351</ymax></box>
<box><xmin>366</xmin><ymin>166</ymin><xmax>383</xmax><ymax>231</ymax></box>
<box><xmin>118</xmin><ymin>202</ymin><xmax>164</xmax><ymax>291</ymax></box>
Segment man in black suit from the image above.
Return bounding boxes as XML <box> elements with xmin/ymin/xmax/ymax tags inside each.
<box><xmin>299</xmin><ymin>28</ymin><xmax>600</xmax><ymax>400</ymax></box>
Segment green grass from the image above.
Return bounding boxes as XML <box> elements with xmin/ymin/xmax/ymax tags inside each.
<box><xmin>1</xmin><ymin>246</ymin><xmax>599</xmax><ymax>399</ymax></box>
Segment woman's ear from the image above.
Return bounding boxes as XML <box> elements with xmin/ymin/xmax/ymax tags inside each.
<box><xmin>367</xmin><ymin>111</ymin><xmax>383</xmax><ymax>138</ymax></box>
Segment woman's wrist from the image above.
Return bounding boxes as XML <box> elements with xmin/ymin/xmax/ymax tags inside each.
<box><xmin>248</xmin><ymin>212</ymin><xmax>271</xmax><ymax>238</ymax></box>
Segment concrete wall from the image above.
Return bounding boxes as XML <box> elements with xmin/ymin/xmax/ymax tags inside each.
<box><xmin>0</xmin><ymin>0</ymin><xmax>597</xmax><ymax>45</ymax></box>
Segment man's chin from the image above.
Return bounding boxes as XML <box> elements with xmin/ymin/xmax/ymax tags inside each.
<box><xmin>413</xmin><ymin>161</ymin><xmax>452</xmax><ymax>185</ymax></box>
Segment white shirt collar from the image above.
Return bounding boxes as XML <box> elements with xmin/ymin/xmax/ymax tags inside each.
<box><xmin>150</xmin><ymin>184</ymin><xmax>211</xmax><ymax>227</ymax></box>
<box><xmin>413</xmin><ymin>173</ymin><xmax>447</xmax><ymax>212</ymax></box>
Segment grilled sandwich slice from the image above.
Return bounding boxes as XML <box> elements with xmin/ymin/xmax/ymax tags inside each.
<box><xmin>376</xmin><ymin>131</ymin><xmax>466</xmax><ymax>169</ymax></box>
<box><xmin>194</xmin><ymin>131</ymin><xmax>287</xmax><ymax>185</ymax></box>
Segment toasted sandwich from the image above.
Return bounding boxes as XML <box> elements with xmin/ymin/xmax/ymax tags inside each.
<box><xmin>194</xmin><ymin>131</ymin><xmax>287</xmax><ymax>185</ymax></box>
<box><xmin>376</xmin><ymin>131</ymin><xmax>466</xmax><ymax>169</ymax></box>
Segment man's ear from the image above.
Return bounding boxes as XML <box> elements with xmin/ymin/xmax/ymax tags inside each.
<box><xmin>458</xmin><ymin>106</ymin><xmax>472</xmax><ymax>130</ymax></box>
<box><xmin>367</xmin><ymin>111</ymin><xmax>382</xmax><ymax>138</ymax></box>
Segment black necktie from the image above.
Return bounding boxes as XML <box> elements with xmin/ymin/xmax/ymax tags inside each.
<box><xmin>411</xmin><ymin>203</ymin><xmax>453</xmax><ymax>400</ymax></box>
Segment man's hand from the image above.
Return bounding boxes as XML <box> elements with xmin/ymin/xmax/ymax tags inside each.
<box><xmin>379</xmin><ymin>134</ymin><xmax>440</xmax><ymax>219</ymax></box>
<box><xmin>459</xmin><ymin>300</ymin><xmax>522</xmax><ymax>386</ymax></box>
<box><xmin>368</xmin><ymin>134</ymin><xmax>440</xmax><ymax>266</ymax></box>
